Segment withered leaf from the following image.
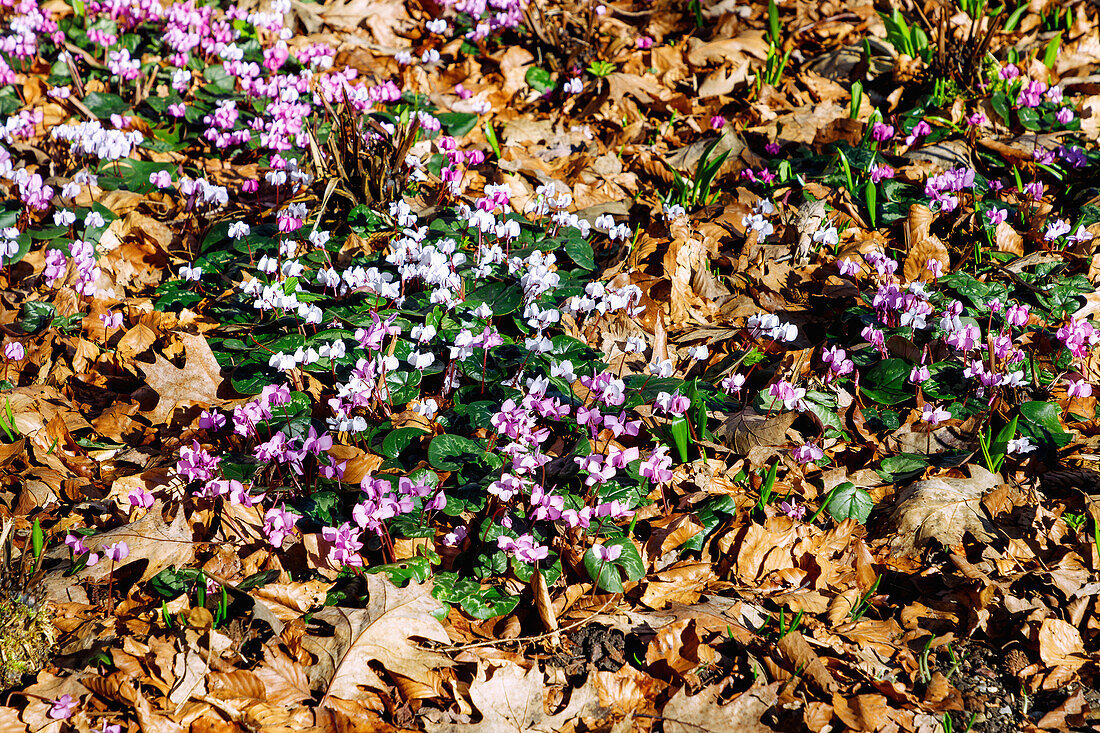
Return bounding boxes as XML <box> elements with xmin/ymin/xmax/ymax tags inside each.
<box><xmin>435</xmin><ymin>663</ymin><xmax>601</xmax><ymax>733</ymax></box>
<box><xmin>303</xmin><ymin>574</ymin><xmax>452</xmax><ymax>702</ymax></box>
<box><xmin>663</xmin><ymin>680</ymin><xmax>779</xmax><ymax>733</ymax></box>
<box><xmin>889</xmin><ymin>468</ymin><xmax>997</xmax><ymax>555</ymax></box>
<box><xmin>137</xmin><ymin>332</ymin><xmax>228</xmax><ymax>424</ymax></box>
<box><xmin>714</xmin><ymin>408</ymin><xmax>796</xmax><ymax>454</ymax></box>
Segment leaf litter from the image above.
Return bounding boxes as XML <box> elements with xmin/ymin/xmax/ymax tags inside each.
<box><xmin>0</xmin><ymin>0</ymin><xmax>1099</xmax><ymax>732</ymax></box>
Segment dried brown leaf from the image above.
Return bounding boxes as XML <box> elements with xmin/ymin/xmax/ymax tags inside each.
<box><xmin>714</xmin><ymin>408</ymin><xmax>796</xmax><ymax>454</ymax></box>
<box><xmin>303</xmin><ymin>575</ymin><xmax>452</xmax><ymax>702</ymax></box>
<box><xmin>1038</xmin><ymin>618</ymin><xmax>1087</xmax><ymax>670</ymax></box>
<box><xmin>137</xmin><ymin>332</ymin><xmax>228</xmax><ymax>424</ymax></box>
<box><xmin>436</xmin><ymin>663</ymin><xmax>601</xmax><ymax>733</ymax></box>
<box><xmin>662</xmin><ymin>680</ymin><xmax>779</xmax><ymax>733</ymax></box>
<box><xmin>994</xmin><ymin>221</ymin><xmax>1024</xmax><ymax>257</ymax></box>
<box><xmin>903</xmin><ymin>235</ymin><xmax>949</xmax><ymax>282</ymax></box>
<box><xmin>889</xmin><ymin>468</ymin><xmax>997</xmax><ymax>555</ymax></box>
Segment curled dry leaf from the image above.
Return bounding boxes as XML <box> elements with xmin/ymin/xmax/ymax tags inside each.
<box><xmin>662</xmin><ymin>679</ymin><xmax>779</xmax><ymax>733</ymax></box>
<box><xmin>994</xmin><ymin>220</ymin><xmax>1024</xmax><ymax>257</ymax></box>
<box><xmin>1038</xmin><ymin>618</ymin><xmax>1087</xmax><ymax>670</ymax></box>
<box><xmin>136</xmin><ymin>332</ymin><xmax>228</xmax><ymax>425</ymax></box>
<box><xmin>889</xmin><ymin>469</ymin><xmax>997</xmax><ymax>556</ymax></box>
<box><xmin>903</xmin><ymin>234</ymin><xmax>950</xmax><ymax>283</ymax></box>
<box><xmin>302</xmin><ymin>574</ymin><xmax>452</xmax><ymax>702</ymax></box>
<box><xmin>714</xmin><ymin>408</ymin><xmax>797</xmax><ymax>455</ymax></box>
<box><xmin>436</xmin><ymin>662</ymin><xmax>601</xmax><ymax>733</ymax></box>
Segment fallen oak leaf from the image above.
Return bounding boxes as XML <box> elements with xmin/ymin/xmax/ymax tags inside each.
<box><xmin>302</xmin><ymin>574</ymin><xmax>452</xmax><ymax>703</ymax></box>
<box><xmin>136</xmin><ymin>331</ymin><xmax>229</xmax><ymax>424</ymax></box>
<box><xmin>888</xmin><ymin>467</ymin><xmax>997</xmax><ymax>556</ymax></box>
<box><xmin>436</xmin><ymin>662</ymin><xmax>602</xmax><ymax>733</ymax></box>
<box><xmin>662</xmin><ymin>679</ymin><xmax>779</xmax><ymax>733</ymax></box>
<box><xmin>714</xmin><ymin>408</ymin><xmax>797</xmax><ymax>455</ymax></box>
<box><xmin>41</xmin><ymin>500</ymin><xmax>194</xmax><ymax>590</ymax></box>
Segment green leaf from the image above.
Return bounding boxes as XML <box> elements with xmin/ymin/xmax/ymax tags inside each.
<box><xmin>826</xmin><ymin>483</ymin><xmax>874</xmax><ymax>524</ymax></box>
<box><xmin>563</xmin><ymin>237</ymin><xmax>595</xmax><ymax>270</ymax></box>
<box><xmin>1017</xmin><ymin>106</ymin><xmax>1041</xmax><ymax>131</ymax></box>
<box><xmin>237</xmin><ymin>569</ymin><xmax>280</xmax><ymax>592</ymax></box>
<box><xmin>428</xmin><ymin>433</ymin><xmax>485</xmax><ymax>471</ymax></box>
<box><xmin>83</xmin><ymin>91</ymin><xmax>130</xmax><ymax>118</ymax></box>
<box><xmin>384</xmin><ymin>368</ymin><xmax>421</xmax><ymax>405</ymax></box>
<box><xmin>991</xmin><ymin>91</ymin><xmax>1010</xmax><ymax>126</ymax></box>
<box><xmin>459</xmin><ymin>586</ymin><xmax>519</xmax><ymax>620</ymax></box>
<box><xmin>583</xmin><ymin>547</ymin><xmax>623</xmax><ymax>593</ymax></box>
<box><xmin>300</xmin><ymin>491</ymin><xmax>340</xmax><ymax>525</ymax></box>
<box><xmin>466</xmin><ymin>281</ymin><xmax>522</xmax><ymax>316</ymax></box>
<box><xmin>18</xmin><ymin>301</ymin><xmax>55</xmax><ymax>334</ymax></box>
<box><xmin>382</xmin><ymin>426</ymin><xmax>428</xmax><ymax>458</ymax></box>
<box><xmin>525</xmin><ymin>66</ymin><xmax>554</xmax><ymax>93</ymax></box>
<box><xmin>606</xmin><ymin>537</ymin><xmax>645</xmax><ymax>581</ymax></box>
<box><xmin>150</xmin><ymin>567</ymin><xmax>201</xmax><ymax>599</ymax></box>
<box><xmin>365</xmin><ymin>557</ymin><xmax>432</xmax><ymax>585</ymax></box>
<box><xmin>861</xmin><ymin>358</ymin><xmax>911</xmax><ymax>405</ymax></box>
<box><xmin>435</xmin><ymin>112</ymin><xmax>478</xmax><ymax>138</ymax></box>
<box><xmin>880</xmin><ymin>453</ymin><xmax>929</xmax><ymax>480</ymax></box>
<box><xmin>1018</xmin><ymin>400</ymin><xmax>1072</xmax><ymax>448</ymax></box>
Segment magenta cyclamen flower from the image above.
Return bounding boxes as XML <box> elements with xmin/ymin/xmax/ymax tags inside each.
<box><xmin>264</xmin><ymin>505</ymin><xmax>299</xmax><ymax>547</ymax></box>
<box><xmin>48</xmin><ymin>695</ymin><xmax>77</xmax><ymax>721</ymax></box>
<box><xmin>920</xmin><ymin>403</ymin><xmax>951</xmax><ymax>425</ymax></box>
<box><xmin>837</xmin><ymin>257</ymin><xmax>860</xmax><ymax>277</ymax></box>
<box><xmin>322</xmin><ymin>523</ymin><xmax>364</xmax><ymax>567</ymax></box>
<box><xmin>591</xmin><ymin>543</ymin><xmax>623</xmax><ymax>562</ymax></box>
<box><xmin>639</xmin><ymin>446</ymin><xmax>674</xmax><ymax>483</ymax></box>
<box><xmin>871</xmin><ymin>122</ymin><xmax>894</xmax><ymax>142</ymax></box>
<box><xmin>767</xmin><ymin>379</ymin><xmax>807</xmax><ymax>410</ymax></box>
<box><xmin>104</xmin><ymin>541</ymin><xmax>130</xmax><ymax>562</ymax></box>
<box><xmin>792</xmin><ymin>442</ymin><xmax>824</xmax><ymax>464</ymax></box>
<box><xmin>100</xmin><ymin>310</ymin><xmax>123</xmax><ymax>329</ymax></box>
<box><xmin>1066</xmin><ymin>379</ymin><xmax>1093</xmax><ymax>399</ymax></box>
<box><xmin>779</xmin><ymin>500</ymin><xmax>806</xmax><ymax>521</ymax></box>
<box><xmin>870</xmin><ymin>164</ymin><xmax>894</xmax><ymax>183</ymax></box>
<box><xmin>4</xmin><ymin>342</ymin><xmax>24</xmax><ymax>361</ymax></box>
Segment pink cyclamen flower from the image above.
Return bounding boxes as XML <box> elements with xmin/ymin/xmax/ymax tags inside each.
<box><xmin>1066</xmin><ymin>379</ymin><xmax>1093</xmax><ymax>399</ymax></box>
<box><xmin>636</xmin><ymin>36</ymin><xmax>654</xmax><ymax>49</ymax></box>
<box><xmin>837</xmin><ymin>257</ymin><xmax>860</xmax><ymax>277</ymax></box>
<box><xmin>871</xmin><ymin>122</ymin><xmax>894</xmax><ymax>142</ymax></box>
<box><xmin>104</xmin><ymin>541</ymin><xmax>130</xmax><ymax>562</ymax></box>
<box><xmin>920</xmin><ymin>403</ymin><xmax>951</xmax><ymax>425</ymax></box>
<box><xmin>48</xmin><ymin>695</ymin><xmax>77</xmax><ymax>720</ymax></box>
<box><xmin>710</xmin><ymin>115</ymin><xmax>726</xmax><ymax>130</ymax></box>
<box><xmin>100</xmin><ymin>310</ymin><xmax>123</xmax><ymax>329</ymax></box>
<box><xmin>4</xmin><ymin>342</ymin><xmax>24</xmax><ymax>361</ymax></box>
<box><xmin>127</xmin><ymin>487</ymin><xmax>154</xmax><ymax>509</ymax></box>
<box><xmin>591</xmin><ymin>543</ymin><xmax>623</xmax><ymax>562</ymax></box>
<box><xmin>148</xmin><ymin>170</ymin><xmax>172</xmax><ymax>188</ymax></box>
<box><xmin>870</xmin><ymin>164</ymin><xmax>894</xmax><ymax>183</ymax></box>
<box><xmin>198</xmin><ymin>410</ymin><xmax>226</xmax><ymax>430</ymax></box>
<box><xmin>1056</xmin><ymin>108</ymin><xmax>1075</xmax><ymax>125</ymax></box>
<box><xmin>779</xmin><ymin>500</ymin><xmax>806</xmax><ymax>521</ymax></box>
<box><xmin>264</xmin><ymin>504</ymin><xmax>299</xmax><ymax>547</ymax></box>
<box><xmin>792</xmin><ymin>442</ymin><xmax>824</xmax><ymax>464</ymax></box>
